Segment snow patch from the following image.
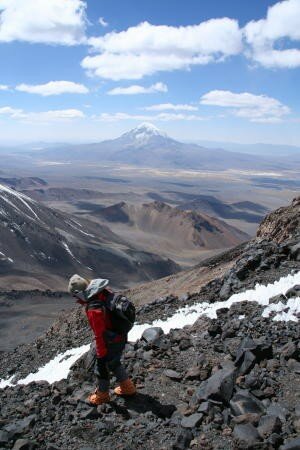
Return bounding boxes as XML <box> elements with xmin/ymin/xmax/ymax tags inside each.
<box><xmin>0</xmin><ymin>375</ymin><xmax>14</xmax><ymax>389</ymax></box>
<box><xmin>0</xmin><ymin>183</ymin><xmax>40</xmax><ymax>221</ymax></box>
<box><xmin>66</xmin><ymin>220</ymin><xmax>95</xmax><ymax>238</ymax></box>
<box><xmin>62</xmin><ymin>241</ymin><xmax>82</xmax><ymax>265</ymax></box>
<box><xmin>263</xmin><ymin>297</ymin><xmax>300</xmax><ymax>322</ymax></box>
<box><xmin>0</xmin><ymin>251</ymin><xmax>14</xmax><ymax>263</ymax></box>
<box><xmin>15</xmin><ymin>345</ymin><xmax>90</xmax><ymax>386</ymax></box>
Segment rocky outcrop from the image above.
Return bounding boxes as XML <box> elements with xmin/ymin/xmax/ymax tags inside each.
<box><xmin>0</xmin><ymin>295</ymin><xmax>299</xmax><ymax>449</ymax></box>
<box><xmin>257</xmin><ymin>197</ymin><xmax>300</xmax><ymax>244</ymax></box>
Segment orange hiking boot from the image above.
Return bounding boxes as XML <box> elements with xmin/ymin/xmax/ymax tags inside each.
<box><xmin>114</xmin><ymin>379</ymin><xmax>136</xmax><ymax>396</ymax></box>
<box><xmin>87</xmin><ymin>389</ymin><xmax>110</xmax><ymax>406</ymax></box>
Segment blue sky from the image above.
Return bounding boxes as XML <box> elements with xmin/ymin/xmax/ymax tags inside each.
<box><xmin>0</xmin><ymin>0</ymin><xmax>299</xmax><ymax>145</ymax></box>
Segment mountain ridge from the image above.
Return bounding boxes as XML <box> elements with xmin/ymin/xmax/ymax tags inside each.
<box><xmin>84</xmin><ymin>200</ymin><xmax>249</xmax><ymax>266</ymax></box>
<box><xmin>0</xmin><ymin>183</ymin><xmax>179</xmax><ymax>290</ymax></box>
<box><xmin>33</xmin><ymin>123</ymin><xmax>292</xmax><ymax>171</ymax></box>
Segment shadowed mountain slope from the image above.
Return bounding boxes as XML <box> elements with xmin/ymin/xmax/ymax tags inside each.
<box><xmin>0</xmin><ymin>184</ymin><xmax>179</xmax><ymax>290</ymax></box>
<box><xmin>87</xmin><ymin>200</ymin><xmax>249</xmax><ymax>266</ymax></box>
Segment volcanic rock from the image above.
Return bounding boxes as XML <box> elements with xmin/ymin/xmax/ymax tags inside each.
<box><xmin>230</xmin><ymin>391</ymin><xmax>265</xmax><ymax>416</ymax></box>
<box><xmin>233</xmin><ymin>423</ymin><xmax>261</xmax><ymax>446</ymax></box>
<box><xmin>257</xmin><ymin>414</ymin><xmax>282</xmax><ymax>438</ymax></box>
<box><xmin>190</xmin><ymin>366</ymin><xmax>236</xmax><ymax>405</ymax></box>
<box><xmin>280</xmin><ymin>437</ymin><xmax>300</xmax><ymax>450</ymax></box>
<box><xmin>141</xmin><ymin>327</ymin><xmax>164</xmax><ymax>345</ymax></box>
<box><xmin>285</xmin><ymin>285</ymin><xmax>300</xmax><ymax>298</ymax></box>
<box><xmin>181</xmin><ymin>413</ymin><xmax>203</xmax><ymax>429</ymax></box>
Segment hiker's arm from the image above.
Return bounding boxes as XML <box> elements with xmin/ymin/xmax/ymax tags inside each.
<box><xmin>86</xmin><ymin>309</ymin><xmax>108</xmax><ymax>358</ymax></box>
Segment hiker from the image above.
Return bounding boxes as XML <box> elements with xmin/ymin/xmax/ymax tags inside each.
<box><xmin>68</xmin><ymin>274</ymin><xmax>136</xmax><ymax>405</ymax></box>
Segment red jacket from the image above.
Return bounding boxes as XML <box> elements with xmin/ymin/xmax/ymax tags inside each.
<box><xmin>84</xmin><ymin>290</ymin><xmax>124</xmax><ymax>358</ymax></box>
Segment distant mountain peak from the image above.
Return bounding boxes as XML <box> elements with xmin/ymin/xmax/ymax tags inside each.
<box><xmin>135</xmin><ymin>122</ymin><xmax>161</xmax><ymax>133</ymax></box>
<box><xmin>120</xmin><ymin>122</ymin><xmax>169</xmax><ymax>147</ymax></box>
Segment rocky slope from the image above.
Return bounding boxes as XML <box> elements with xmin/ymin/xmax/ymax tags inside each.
<box><xmin>0</xmin><ymin>183</ymin><xmax>179</xmax><ymax>290</ymax></box>
<box><xmin>0</xmin><ymin>197</ymin><xmax>299</xmax><ymax>450</ymax></box>
<box><xmin>257</xmin><ymin>197</ymin><xmax>300</xmax><ymax>244</ymax></box>
<box><xmin>90</xmin><ymin>201</ymin><xmax>249</xmax><ymax>266</ymax></box>
<box><xmin>176</xmin><ymin>194</ymin><xmax>268</xmax><ymax>224</ymax></box>
<box><xmin>0</xmin><ymin>177</ymin><xmax>47</xmax><ymax>190</ymax></box>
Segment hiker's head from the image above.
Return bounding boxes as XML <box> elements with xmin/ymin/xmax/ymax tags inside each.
<box><xmin>68</xmin><ymin>274</ymin><xmax>89</xmax><ymax>296</ymax></box>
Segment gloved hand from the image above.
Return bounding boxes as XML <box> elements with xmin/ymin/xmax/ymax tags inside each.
<box><xmin>95</xmin><ymin>356</ymin><xmax>109</xmax><ymax>379</ymax></box>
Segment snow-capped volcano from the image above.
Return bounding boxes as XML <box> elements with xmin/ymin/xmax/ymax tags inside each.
<box><xmin>116</xmin><ymin>122</ymin><xmax>171</xmax><ymax>148</ymax></box>
<box><xmin>37</xmin><ymin>123</ymin><xmax>275</xmax><ymax>171</ymax></box>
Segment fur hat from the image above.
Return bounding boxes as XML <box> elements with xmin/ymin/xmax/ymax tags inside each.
<box><xmin>68</xmin><ymin>274</ymin><xmax>89</xmax><ymax>294</ymax></box>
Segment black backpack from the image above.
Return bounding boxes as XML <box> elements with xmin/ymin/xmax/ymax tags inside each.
<box><xmin>105</xmin><ymin>293</ymin><xmax>136</xmax><ymax>334</ymax></box>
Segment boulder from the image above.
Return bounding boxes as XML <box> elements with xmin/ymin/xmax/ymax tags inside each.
<box><xmin>197</xmin><ymin>401</ymin><xmax>210</xmax><ymax>414</ymax></box>
<box><xmin>181</xmin><ymin>413</ymin><xmax>203</xmax><ymax>429</ymax></box>
<box><xmin>269</xmin><ymin>294</ymin><xmax>287</xmax><ymax>304</ymax></box>
<box><xmin>280</xmin><ymin>437</ymin><xmax>300</xmax><ymax>450</ymax></box>
<box><xmin>238</xmin><ymin>351</ymin><xmax>256</xmax><ymax>376</ymax></box>
<box><xmin>219</xmin><ymin>281</ymin><xmax>232</xmax><ymax>300</ymax></box>
<box><xmin>233</xmin><ymin>423</ymin><xmax>261</xmax><ymax>446</ymax></box>
<box><xmin>266</xmin><ymin>404</ymin><xmax>288</xmax><ymax>422</ymax></box>
<box><xmin>4</xmin><ymin>415</ymin><xmax>37</xmax><ymax>440</ymax></box>
<box><xmin>230</xmin><ymin>391</ymin><xmax>265</xmax><ymax>416</ymax></box>
<box><xmin>141</xmin><ymin>327</ymin><xmax>164</xmax><ymax>345</ymax></box>
<box><xmin>179</xmin><ymin>338</ymin><xmax>191</xmax><ymax>351</ymax></box>
<box><xmin>208</xmin><ymin>321</ymin><xmax>221</xmax><ymax>337</ymax></box>
<box><xmin>287</xmin><ymin>359</ymin><xmax>300</xmax><ymax>374</ymax></box>
<box><xmin>257</xmin><ymin>415</ymin><xmax>282</xmax><ymax>438</ymax></box>
<box><xmin>190</xmin><ymin>367</ymin><xmax>236</xmax><ymax>406</ymax></box>
<box><xmin>285</xmin><ymin>285</ymin><xmax>300</xmax><ymax>298</ymax></box>
<box><xmin>280</xmin><ymin>342</ymin><xmax>298</xmax><ymax>360</ymax></box>
<box><xmin>235</xmin><ymin>337</ymin><xmax>272</xmax><ymax>367</ymax></box>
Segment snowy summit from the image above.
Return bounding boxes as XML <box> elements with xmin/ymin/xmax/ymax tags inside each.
<box><xmin>120</xmin><ymin>122</ymin><xmax>169</xmax><ymax>147</ymax></box>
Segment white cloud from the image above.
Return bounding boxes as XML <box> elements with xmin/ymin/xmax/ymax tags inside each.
<box><xmin>200</xmin><ymin>90</ymin><xmax>290</xmax><ymax>123</ymax></box>
<box><xmin>16</xmin><ymin>81</ymin><xmax>89</xmax><ymax>96</ymax></box>
<box><xmin>98</xmin><ymin>17</ymin><xmax>108</xmax><ymax>27</ymax></box>
<box><xmin>95</xmin><ymin>112</ymin><xmax>204</xmax><ymax>122</ymax></box>
<box><xmin>32</xmin><ymin>109</ymin><xmax>85</xmax><ymax>121</ymax></box>
<box><xmin>0</xmin><ymin>106</ymin><xmax>84</xmax><ymax>121</ymax></box>
<box><xmin>107</xmin><ymin>82</ymin><xmax>168</xmax><ymax>95</ymax></box>
<box><xmin>0</xmin><ymin>84</ymin><xmax>8</xmax><ymax>90</ymax></box>
<box><xmin>82</xmin><ymin>19</ymin><xmax>242</xmax><ymax>80</ymax></box>
<box><xmin>0</xmin><ymin>0</ymin><xmax>87</xmax><ymax>45</ymax></box>
<box><xmin>244</xmin><ymin>0</ymin><xmax>300</xmax><ymax>68</ymax></box>
<box><xmin>0</xmin><ymin>106</ymin><xmax>23</xmax><ymax>117</ymax></box>
<box><xmin>144</xmin><ymin>103</ymin><xmax>198</xmax><ymax>111</ymax></box>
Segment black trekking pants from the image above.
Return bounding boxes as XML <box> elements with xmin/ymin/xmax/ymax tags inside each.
<box><xmin>95</xmin><ymin>341</ymin><xmax>128</xmax><ymax>392</ymax></box>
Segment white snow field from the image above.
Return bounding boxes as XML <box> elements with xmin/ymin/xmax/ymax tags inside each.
<box><xmin>0</xmin><ymin>271</ymin><xmax>299</xmax><ymax>389</ymax></box>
